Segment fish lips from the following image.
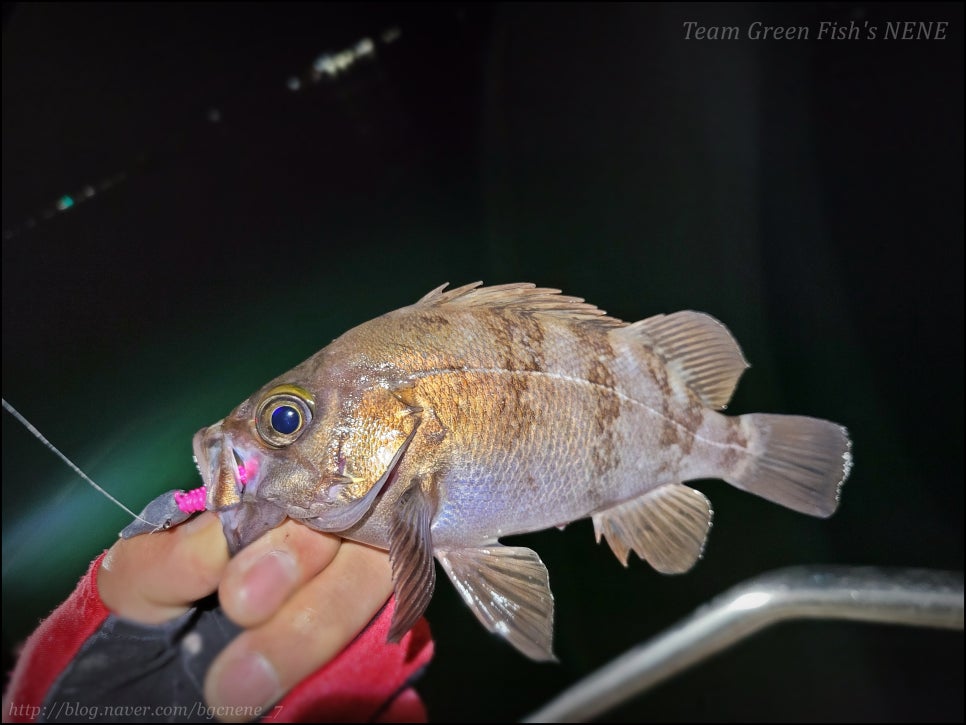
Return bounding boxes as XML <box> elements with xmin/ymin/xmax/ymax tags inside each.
<box><xmin>192</xmin><ymin>423</ymin><xmax>286</xmax><ymax>554</ymax></box>
<box><xmin>193</xmin><ymin>423</ymin><xmax>237</xmax><ymax>509</ymax></box>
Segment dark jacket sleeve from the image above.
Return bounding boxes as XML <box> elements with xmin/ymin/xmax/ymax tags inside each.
<box><xmin>3</xmin><ymin>553</ymin><xmax>433</xmax><ymax>723</ymax></box>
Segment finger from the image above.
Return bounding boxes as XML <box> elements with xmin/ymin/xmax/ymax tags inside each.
<box><xmin>98</xmin><ymin>512</ymin><xmax>228</xmax><ymax>623</ymax></box>
<box><xmin>218</xmin><ymin>519</ymin><xmax>342</xmax><ymax>627</ymax></box>
<box><xmin>204</xmin><ymin>540</ymin><xmax>394</xmax><ymax>719</ymax></box>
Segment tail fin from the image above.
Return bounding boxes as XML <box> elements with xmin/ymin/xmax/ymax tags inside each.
<box><xmin>728</xmin><ymin>414</ymin><xmax>852</xmax><ymax>518</ymax></box>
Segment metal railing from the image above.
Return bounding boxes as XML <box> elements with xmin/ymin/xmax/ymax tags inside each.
<box><xmin>524</xmin><ymin>566</ymin><xmax>964</xmax><ymax>722</ymax></box>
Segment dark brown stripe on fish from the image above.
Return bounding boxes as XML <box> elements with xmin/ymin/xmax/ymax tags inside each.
<box><xmin>498</xmin><ymin>372</ymin><xmax>536</xmax><ymax>441</ymax></box>
<box><xmin>654</xmin><ymin>352</ymin><xmax>681</xmax><ymax>449</ymax></box>
<box><xmin>717</xmin><ymin>417</ymin><xmax>749</xmax><ymax>469</ymax></box>
<box><xmin>417</xmin><ymin>312</ymin><xmax>453</xmax><ymax>330</ymax></box>
<box><xmin>483</xmin><ymin>308</ymin><xmax>547</xmax><ymax>372</ymax></box>
<box><xmin>674</xmin><ymin>400</ymin><xmax>704</xmax><ymax>456</ymax></box>
<box><xmin>584</xmin><ymin>335</ymin><xmax>621</xmax><ymax>475</ymax></box>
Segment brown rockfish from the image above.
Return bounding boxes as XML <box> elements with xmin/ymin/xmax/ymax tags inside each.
<box><xmin>123</xmin><ymin>282</ymin><xmax>852</xmax><ymax>660</ymax></box>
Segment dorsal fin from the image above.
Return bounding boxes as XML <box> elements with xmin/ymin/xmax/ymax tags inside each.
<box><xmin>416</xmin><ymin>281</ymin><xmax>483</xmax><ymax>303</ymax></box>
<box><xmin>415</xmin><ymin>282</ymin><xmax>624</xmax><ymax>327</ymax></box>
<box><xmin>620</xmin><ymin>311</ymin><xmax>749</xmax><ymax>409</ymax></box>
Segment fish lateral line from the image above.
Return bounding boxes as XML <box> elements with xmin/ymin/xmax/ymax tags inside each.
<box><xmin>406</xmin><ymin>366</ymin><xmax>744</xmax><ymax>453</ymax></box>
<box><xmin>2</xmin><ymin>397</ymin><xmax>160</xmax><ymax>528</ymax></box>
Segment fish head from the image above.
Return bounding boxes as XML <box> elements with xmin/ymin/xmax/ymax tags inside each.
<box><xmin>194</xmin><ymin>370</ymin><xmax>420</xmax><ymax>554</ymax></box>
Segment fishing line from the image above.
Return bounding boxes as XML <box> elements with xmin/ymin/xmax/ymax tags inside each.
<box><xmin>2</xmin><ymin>398</ymin><xmax>156</xmax><ymax>526</ymax></box>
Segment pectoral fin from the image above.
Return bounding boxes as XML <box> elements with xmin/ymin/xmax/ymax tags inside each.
<box><xmin>593</xmin><ymin>484</ymin><xmax>713</xmax><ymax>573</ymax></box>
<box><xmin>437</xmin><ymin>545</ymin><xmax>556</xmax><ymax>662</ymax></box>
<box><xmin>387</xmin><ymin>482</ymin><xmax>437</xmax><ymax>643</ymax></box>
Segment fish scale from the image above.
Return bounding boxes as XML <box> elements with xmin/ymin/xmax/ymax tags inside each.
<box><xmin>122</xmin><ymin>282</ymin><xmax>852</xmax><ymax>661</ymax></box>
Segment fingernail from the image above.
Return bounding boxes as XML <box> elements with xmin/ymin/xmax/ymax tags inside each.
<box><xmin>207</xmin><ymin>650</ymin><xmax>281</xmax><ymax>712</ymax></box>
<box><xmin>236</xmin><ymin>551</ymin><xmax>298</xmax><ymax>621</ymax></box>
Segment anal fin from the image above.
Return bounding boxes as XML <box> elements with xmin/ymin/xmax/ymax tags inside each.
<box><xmin>437</xmin><ymin>545</ymin><xmax>556</xmax><ymax>662</ymax></box>
<box><xmin>387</xmin><ymin>482</ymin><xmax>437</xmax><ymax>643</ymax></box>
<box><xmin>592</xmin><ymin>484</ymin><xmax>713</xmax><ymax>573</ymax></box>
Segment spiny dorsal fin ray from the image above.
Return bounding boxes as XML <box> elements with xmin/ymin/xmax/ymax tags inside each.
<box><xmin>387</xmin><ymin>482</ymin><xmax>437</xmax><ymax>643</ymax></box>
<box><xmin>592</xmin><ymin>484</ymin><xmax>713</xmax><ymax>573</ymax></box>
<box><xmin>436</xmin><ymin>544</ymin><xmax>557</xmax><ymax>661</ymax></box>
<box><xmin>620</xmin><ymin>311</ymin><xmax>750</xmax><ymax>410</ymax></box>
<box><xmin>416</xmin><ymin>282</ymin><xmax>624</xmax><ymax>327</ymax></box>
<box><xmin>416</xmin><ymin>281</ymin><xmax>480</xmax><ymax>303</ymax></box>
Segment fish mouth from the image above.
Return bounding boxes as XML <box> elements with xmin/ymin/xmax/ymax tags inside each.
<box><xmin>192</xmin><ymin>423</ymin><xmax>248</xmax><ymax>510</ymax></box>
<box><xmin>193</xmin><ymin>422</ymin><xmax>286</xmax><ymax>554</ymax></box>
<box><xmin>192</xmin><ymin>427</ymin><xmax>214</xmax><ymax>488</ymax></box>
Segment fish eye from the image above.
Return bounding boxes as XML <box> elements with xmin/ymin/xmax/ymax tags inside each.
<box><xmin>255</xmin><ymin>384</ymin><xmax>315</xmax><ymax>448</ymax></box>
<box><xmin>271</xmin><ymin>405</ymin><xmax>301</xmax><ymax>434</ymax></box>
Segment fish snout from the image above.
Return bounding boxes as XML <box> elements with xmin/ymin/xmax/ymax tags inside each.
<box><xmin>192</xmin><ymin>422</ymin><xmax>247</xmax><ymax>510</ymax></box>
<box><xmin>191</xmin><ymin>424</ymin><xmax>218</xmax><ymax>489</ymax></box>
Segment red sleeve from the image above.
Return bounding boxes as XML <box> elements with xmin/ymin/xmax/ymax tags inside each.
<box><xmin>264</xmin><ymin>598</ymin><xmax>433</xmax><ymax>723</ymax></box>
<box><xmin>3</xmin><ymin>554</ymin><xmax>434</xmax><ymax>724</ymax></box>
<box><xmin>3</xmin><ymin>552</ymin><xmax>112</xmax><ymax>723</ymax></box>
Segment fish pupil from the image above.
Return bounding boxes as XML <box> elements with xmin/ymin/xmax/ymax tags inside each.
<box><xmin>271</xmin><ymin>405</ymin><xmax>301</xmax><ymax>434</ymax></box>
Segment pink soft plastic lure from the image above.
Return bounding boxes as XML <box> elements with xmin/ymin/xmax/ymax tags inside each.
<box><xmin>173</xmin><ymin>487</ymin><xmax>207</xmax><ymax>515</ymax></box>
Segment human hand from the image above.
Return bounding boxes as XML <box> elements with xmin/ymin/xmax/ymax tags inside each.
<box><xmin>97</xmin><ymin>512</ymin><xmax>394</xmax><ymax>722</ymax></box>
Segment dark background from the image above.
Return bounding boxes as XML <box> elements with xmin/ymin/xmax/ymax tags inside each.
<box><xmin>2</xmin><ymin>2</ymin><xmax>962</xmax><ymax>722</ymax></box>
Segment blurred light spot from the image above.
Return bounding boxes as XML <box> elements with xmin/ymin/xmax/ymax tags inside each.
<box><xmin>302</xmin><ymin>30</ymin><xmax>388</xmax><ymax>86</ymax></box>
<box><xmin>729</xmin><ymin>591</ymin><xmax>773</xmax><ymax>611</ymax></box>
<box><xmin>313</xmin><ymin>54</ymin><xmax>337</xmax><ymax>78</ymax></box>
<box><xmin>3</xmin><ymin>24</ymin><xmax>399</xmax><ymax>240</ymax></box>
<box><xmin>182</xmin><ymin>632</ymin><xmax>203</xmax><ymax>656</ymax></box>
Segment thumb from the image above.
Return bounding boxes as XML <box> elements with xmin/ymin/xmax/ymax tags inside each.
<box><xmin>98</xmin><ymin>512</ymin><xmax>228</xmax><ymax>623</ymax></box>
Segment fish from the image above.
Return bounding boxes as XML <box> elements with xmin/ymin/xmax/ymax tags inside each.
<box><xmin>121</xmin><ymin>282</ymin><xmax>853</xmax><ymax>660</ymax></box>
